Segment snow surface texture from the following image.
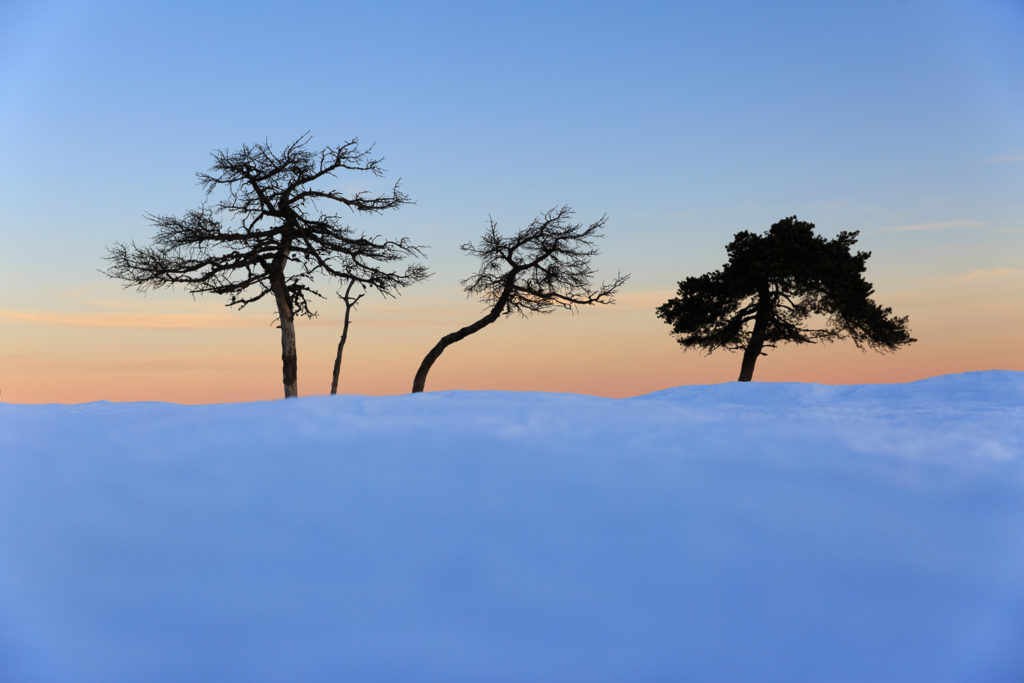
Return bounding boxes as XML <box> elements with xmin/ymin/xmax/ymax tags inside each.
<box><xmin>1</xmin><ymin>371</ymin><xmax>1022</xmax><ymax>682</ymax></box>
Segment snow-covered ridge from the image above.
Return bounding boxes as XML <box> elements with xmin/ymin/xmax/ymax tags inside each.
<box><xmin>1</xmin><ymin>371</ymin><xmax>1022</xmax><ymax>681</ymax></box>
<box><xmin>637</xmin><ymin>368</ymin><xmax>1024</xmax><ymax>405</ymax></box>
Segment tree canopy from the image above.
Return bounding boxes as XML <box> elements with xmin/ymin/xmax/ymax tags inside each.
<box><xmin>656</xmin><ymin>216</ymin><xmax>915</xmax><ymax>381</ymax></box>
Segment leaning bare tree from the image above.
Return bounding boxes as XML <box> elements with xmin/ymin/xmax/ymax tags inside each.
<box><xmin>411</xmin><ymin>205</ymin><xmax>629</xmax><ymax>393</ymax></box>
<box><xmin>105</xmin><ymin>134</ymin><xmax>427</xmax><ymax>398</ymax></box>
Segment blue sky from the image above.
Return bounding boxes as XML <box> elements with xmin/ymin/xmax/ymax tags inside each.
<box><xmin>3</xmin><ymin>0</ymin><xmax>1022</xmax><ymax>281</ymax></box>
<box><xmin>0</xmin><ymin>0</ymin><xmax>1022</xmax><ymax>399</ymax></box>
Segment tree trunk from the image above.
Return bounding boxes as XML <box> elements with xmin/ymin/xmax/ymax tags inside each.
<box><xmin>737</xmin><ymin>329</ymin><xmax>764</xmax><ymax>381</ymax></box>
<box><xmin>738</xmin><ymin>288</ymin><xmax>771</xmax><ymax>382</ymax></box>
<box><xmin>412</xmin><ymin>294</ymin><xmax>509</xmax><ymax>393</ymax></box>
<box><xmin>278</xmin><ymin>314</ymin><xmax>298</xmax><ymax>398</ymax></box>
<box><xmin>330</xmin><ymin>283</ymin><xmax>361</xmax><ymax>395</ymax></box>
<box><xmin>329</xmin><ymin>325</ymin><xmax>348</xmax><ymax>395</ymax></box>
<box><xmin>272</xmin><ymin>285</ymin><xmax>299</xmax><ymax>399</ymax></box>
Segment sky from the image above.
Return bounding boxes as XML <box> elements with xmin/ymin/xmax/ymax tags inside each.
<box><xmin>1</xmin><ymin>0</ymin><xmax>1022</xmax><ymax>402</ymax></box>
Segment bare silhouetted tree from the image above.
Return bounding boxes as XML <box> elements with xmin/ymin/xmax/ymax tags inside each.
<box><xmin>329</xmin><ymin>279</ymin><xmax>365</xmax><ymax>395</ymax></box>
<box><xmin>105</xmin><ymin>134</ymin><xmax>427</xmax><ymax>398</ymax></box>
<box><xmin>412</xmin><ymin>205</ymin><xmax>629</xmax><ymax>393</ymax></box>
<box><xmin>656</xmin><ymin>216</ymin><xmax>915</xmax><ymax>381</ymax></box>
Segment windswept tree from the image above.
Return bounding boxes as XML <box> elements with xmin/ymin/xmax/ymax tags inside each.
<box><xmin>105</xmin><ymin>134</ymin><xmax>427</xmax><ymax>398</ymax></box>
<box><xmin>656</xmin><ymin>216</ymin><xmax>915</xmax><ymax>382</ymax></box>
<box><xmin>412</xmin><ymin>205</ymin><xmax>629</xmax><ymax>393</ymax></box>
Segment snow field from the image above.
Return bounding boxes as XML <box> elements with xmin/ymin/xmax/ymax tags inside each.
<box><xmin>1</xmin><ymin>371</ymin><xmax>1022</xmax><ymax>681</ymax></box>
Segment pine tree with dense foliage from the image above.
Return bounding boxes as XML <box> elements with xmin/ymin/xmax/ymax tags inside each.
<box><xmin>656</xmin><ymin>216</ymin><xmax>915</xmax><ymax>381</ymax></box>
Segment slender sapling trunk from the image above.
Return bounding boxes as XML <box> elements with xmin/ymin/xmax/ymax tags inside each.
<box><xmin>330</xmin><ymin>281</ymin><xmax>363</xmax><ymax>395</ymax></box>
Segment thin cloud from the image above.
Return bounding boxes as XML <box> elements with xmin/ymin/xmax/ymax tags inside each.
<box><xmin>956</xmin><ymin>267</ymin><xmax>1024</xmax><ymax>282</ymax></box>
<box><xmin>882</xmin><ymin>219</ymin><xmax>983</xmax><ymax>232</ymax></box>
<box><xmin>0</xmin><ymin>310</ymin><xmax>268</xmax><ymax>330</ymax></box>
<box><xmin>0</xmin><ymin>309</ymin><xmax>461</xmax><ymax>330</ymax></box>
<box><xmin>986</xmin><ymin>153</ymin><xmax>1024</xmax><ymax>164</ymax></box>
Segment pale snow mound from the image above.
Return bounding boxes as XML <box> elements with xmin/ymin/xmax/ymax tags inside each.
<box><xmin>1</xmin><ymin>370</ymin><xmax>1022</xmax><ymax>682</ymax></box>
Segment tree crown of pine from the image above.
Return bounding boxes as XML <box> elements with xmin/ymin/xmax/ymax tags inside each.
<box><xmin>656</xmin><ymin>216</ymin><xmax>915</xmax><ymax>354</ymax></box>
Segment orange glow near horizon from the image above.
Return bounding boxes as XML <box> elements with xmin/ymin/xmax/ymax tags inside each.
<box><xmin>2</xmin><ymin>273</ymin><xmax>1021</xmax><ymax>404</ymax></box>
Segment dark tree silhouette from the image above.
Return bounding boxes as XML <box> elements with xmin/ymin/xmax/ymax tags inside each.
<box><xmin>329</xmin><ymin>279</ymin><xmax>365</xmax><ymax>395</ymax></box>
<box><xmin>412</xmin><ymin>205</ymin><xmax>629</xmax><ymax>393</ymax></box>
<box><xmin>656</xmin><ymin>216</ymin><xmax>915</xmax><ymax>382</ymax></box>
<box><xmin>104</xmin><ymin>134</ymin><xmax>427</xmax><ymax>398</ymax></box>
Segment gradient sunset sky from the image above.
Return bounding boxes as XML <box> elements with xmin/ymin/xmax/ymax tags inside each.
<box><xmin>1</xmin><ymin>0</ymin><xmax>1022</xmax><ymax>403</ymax></box>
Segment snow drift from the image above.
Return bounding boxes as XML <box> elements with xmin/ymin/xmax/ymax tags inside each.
<box><xmin>1</xmin><ymin>371</ymin><xmax>1022</xmax><ymax>681</ymax></box>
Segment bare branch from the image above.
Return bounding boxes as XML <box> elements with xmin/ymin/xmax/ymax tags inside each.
<box><xmin>460</xmin><ymin>206</ymin><xmax>626</xmax><ymax>316</ymax></box>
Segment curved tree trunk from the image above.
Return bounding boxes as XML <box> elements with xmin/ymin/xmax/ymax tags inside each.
<box><xmin>412</xmin><ymin>296</ymin><xmax>508</xmax><ymax>393</ymax></box>
<box><xmin>738</xmin><ymin>288</ymin><xmax>771</xmax><ymax>382</ymax></box>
